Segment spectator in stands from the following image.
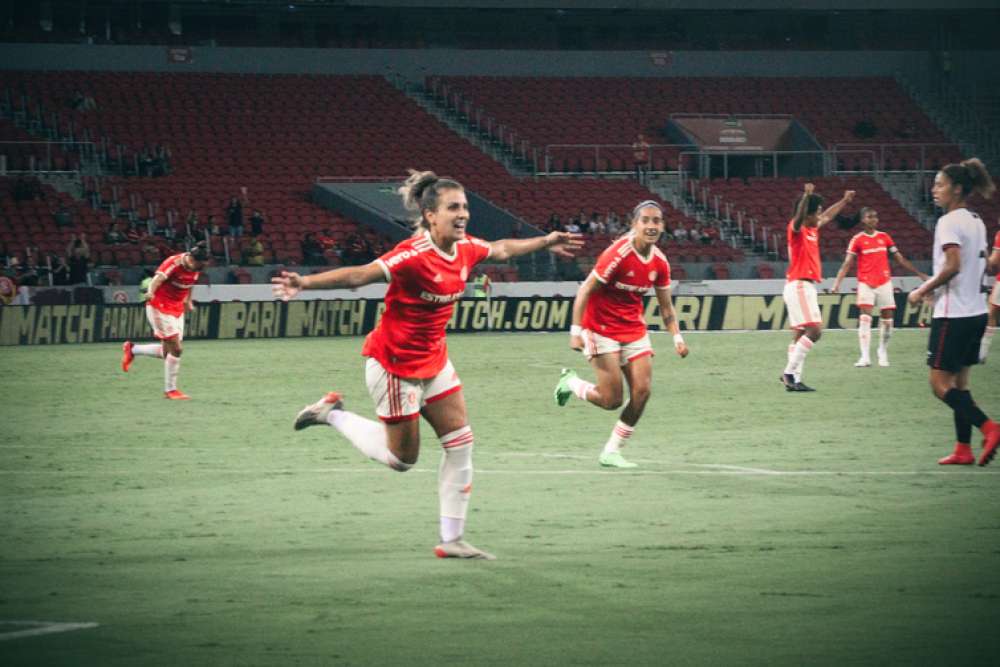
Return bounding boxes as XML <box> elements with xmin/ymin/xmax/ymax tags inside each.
<box><xmin>697</xmin><ymin>225</ymin><xmax>713</xmax><ymax>245</ymax></box>
<box><xmin>546</xmin><ymin>213</ymin><xmax>563</xmax><ymax>232</ymax></box>
<box><xmin>249</xmin><ymin>209</ymin><xmax>265</xmax><ymax>237</ymax></box>
<box><xmin>207</xmin><ymin>215</ymin><xmax>222</xmax><ymax>237</ymax></box>
<box><xmin>50</xmin><ymin>255</ymin><xmax>70</xmax><ymax>286</ymax></box>
<box><xmin>243</xmin><ymin>236</ymin><xmax>265</xmax><ymax>266</ymax></box>
<box><xmin>606</xmin><ymin>211</ymin><xmax>623</xmax><ymax>237</ymax></box>
<box><xmin>185</xmin><ymin>210</ymin><xmax>200</xmax><ymax>238</ymax></box>
<box><xmin>227</xmin><ymin>196</ymin><xmax>244</xmax><ymax>238</ymax></box>
<box><xmin>342</xmin><ymin>232</ymin><xmax>374</xmax><ymax>266</ymax></box>
<box><xmin>632</xmin><ymin>133</ymin><xmax>651</xmax><ymax>185</ymax></box>
<box><xmin>565</xmin><ymin>216</ymin><xmax>582</xmax><ymax>235</ymax></box>
<box><xmin>673</xmin><ymin>224</ymin><xmax>689</xmax><ymax>241</ymax></box>
<box><xmin>16</xmin><ymin>254</ymin><xmax>40</xmax><ymax>287</ymax></box>
<box><xmin>301</xmin><ymin>233</ymin><xmax>326</xmax><ymax>266</ymax></box>
<box><xmin>66</xmin><ymin>233</ymin><xmax>90</xmax><ymax>284</ymax></box>
<box><xmin>587</xmin><ymin>212</ymin><xmax>604</xmax><ymax>236</ymax></box>
<box><xmin>105</xmin><ymin>221</ymin><xmax>124</xmax><ymax>245</ymax></box>
<box><xmin>138</xmin><ymin>148</ymin><xmax>157</xmax><ymax>177</ymax></box>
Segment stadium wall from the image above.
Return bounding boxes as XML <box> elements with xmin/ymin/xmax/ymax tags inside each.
<box><xmin>0</xmin><ymin>44</ymin><xmax>955</xmax><ymax>78</ymax></box>
<box><xmin>0</xmin><ymin>293</ymin><xmax>936</xmax><ymax>345</ymax></box>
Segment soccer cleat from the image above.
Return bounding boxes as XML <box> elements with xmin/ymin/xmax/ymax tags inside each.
<box><xmin>599</xmin><ymin>451</ymin><xmax>638</xmax><ymax>469</ymax></box>
<box><xmin>294</xmin><ymin>391</ymin><xmax>343</xmax><ymax>430</ymax></box>
<box><xmin>938</xmin><ymin>444</ymin><xmax>975</xmax><ymax>465</ymax></box>
<box><xmin>554</xmin><ymin>368</ymin><xmax>577</xmax><ymax>406</ymax></box>
<box><xmin>854</xmin><ymin>358</ymin><xmax>871</xmax><ymax>368</ymax></box>
<box><xmin>793</xmin><ymin>381</ymin><xmax>816</xmax><ymax>392</ymax></box>
<box><xmin>780</xmin><ymin>373</ymin><xmax>797</xmax><ymax>391</ymax></box>
<box><xmin>979</xmin><ymin>422</ymin><xmax>1000</xmax><ymax>467</ymax></box>
<box><xmin>434</xmin><ymin>539</ymin><xmax>496</xmax><ymax>560</ymax></box>
<box><xmin>121</xmin><ymin>341</ymin><xmax>135</xmax><ymax>372</ymax></box>
<box><xmin>877</xmin><ymin>350</ymin><xmax>890</xmax><ymax>367</ymax></box>
<box><xmin>164</xmin><ymin>389</ymin><xmax>191</xmax><ymax>400</ymax></box>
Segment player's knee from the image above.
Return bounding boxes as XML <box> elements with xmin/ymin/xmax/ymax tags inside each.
<box><xmin>806</xmin><ymin>326</ymin><xmax>822</xmax><ymax>342</ymax></box>
<box><xmin>630</xmin><ymin>384</ymin><xmax>651</xmax><ymax>407</ymax></box>
<box><xmin>600</xmin><ymin>393</ymin><xmax>624</xmax><ymax>410</ymax></box>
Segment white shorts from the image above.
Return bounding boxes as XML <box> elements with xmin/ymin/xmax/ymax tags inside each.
<box><xmin>146</xmin><ymin>304</ymin><xmax>184</xmax><ymax>341</ymax></box>
<box><xmin>857</xmin><ymin>281</ymin><xmax>896</xmax><ymax>311</ymax></box>
<box><xmin>990</xmin><ymin>280</ymin><xmax>1000</xmax><ymax>308</ymax></box>
<box><xmin>783</xmin><ymin>280</ymin><xmax>821</xmax><ymax>330</ymax></box>
<box><xmin>581</xmin><ymin>330</ymin><xmax>653</xmax><ymax>366</ymax></box>
<box><xmin>365</xmin><ymin>357</ymin><xmax>462</xmax><ymax>423</ymax></box>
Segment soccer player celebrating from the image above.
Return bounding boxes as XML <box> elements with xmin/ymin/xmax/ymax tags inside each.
<box><xmin>272</xmin><ymin>170</ymin><xmax>582</xmax><ymax>559</ymax></box>
<box><xmin>781</xmin><ymin>183</ymin><xmax>855</xmax><ymax>391</ymax></box>
<box><xmin>121</xmin><ymin>241</ymin><xmax>209</xmax><ymax>400</ymax></box>
<box><xmin>553</xmin><ymin>200</ymin><xmax>688</xmax><ymax>469</ymax></box>
<box><xmin>979</xmin><ymin>227</ymin><xmax>1000</xmax><ymax>362</ymax></box>
<box><xmin>831</xmin><ymin>207</ymin><xmax>927</xmax><ymax>367</ymax></box>
<box><xmin>908</xmin><ymin>159</ymin><xmax>999</xmax><ymax>466</ymax></box>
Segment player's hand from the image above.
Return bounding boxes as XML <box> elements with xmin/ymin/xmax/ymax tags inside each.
<box><xmin>271</xmin><ymin>270</ymin><xmax>303</xmax><ymax>301</ymax></box>
<box><xmin>804</xmin><ymin>183</ymin><xmax>815</xmax><ymax>195</ymax></box>
<box><xmin>844</xmin><ymin>190</ymin><xmax>856</xmax><ymax>203</ymax></box>
<box><xmin>569</xmin><ymin>333</ymin><xmax>584</xmax><ymax>351</ymax></box>
<box><xmin>546</xmin><ymin>231</ymin><xmax>585</xmax><ymax>258</ymax></box>
<box><xmin>907</xmin><ymin>288</ymin><xmax>924</xmax><ymax>305</ymax></box>
<box><xmin>829</xmin><ymin>282</ymin><xmax>841</xmax><ymax>294</ymax></box>
<box><xmin>675</xmin><ymin>340</ymin><xmax>689</xmax><ymax>358</ymax></box>
<box><xmin>187</xmin><ymin>300</ymin><xmax>195</xmax><ymax>312</ymax></box>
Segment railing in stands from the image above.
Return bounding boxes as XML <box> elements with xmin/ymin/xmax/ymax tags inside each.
<box><xmin>830</xmin><ymin>142</ymin><xmax>973</xmax><ymax>173</ymax></box>
<box><xmin>539</xmin><ymin>144</ymin><xmax>689</xmax><ymax>176</ymax></box>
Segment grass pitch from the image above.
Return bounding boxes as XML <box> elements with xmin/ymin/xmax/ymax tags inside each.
<box><xmin>1</xmin><ymin>330</ymin><xmax>998</xmax><ymax>666</ymax></box>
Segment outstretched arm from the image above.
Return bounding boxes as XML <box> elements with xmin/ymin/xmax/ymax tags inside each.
<box><xmin>489</xmin><ymin>231</ymin><xmax>583</xmax><ymax>262</ymax></box>
<box><xmin>817</xmin><ymin>190</ymin><xmax>856</xmax><ymax>228</ymax></box>
<box><xmin>655</xmin><ymin>286</ymin><xmax>688</xmax><ymax>357</ymax></box>
<box><xmin>271</xmin><ymin>262</ymin><xmax>385</xmax><ymax>301</ymax></box>
<box><xmin>831</xmin><ymin>253</ymin><xmax>856</xmax><ymax>293</ymax></box>
<box><xmin>891</xmin><ymin>250</ymin><xmax>928</xmax><ymax>280</ymax></box>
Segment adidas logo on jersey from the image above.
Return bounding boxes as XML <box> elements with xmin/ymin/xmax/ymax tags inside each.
<box><xmin>433</xmin><ymin>273</ymin><xmax>443</xmax><ymax>283</ymax></box>
<box><xmin>626</xmin><ymin>270</ymin><xmax>635</xmax><ymax>277</ymax></box>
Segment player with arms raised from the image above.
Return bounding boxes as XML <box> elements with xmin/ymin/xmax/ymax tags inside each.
<box><xmin>121</xmin><ymin>241</ymin><xmax>209</xmax><ymax>399</ymax></box>
<box><xmin>553</xmin><ymin>200</ymin><xmax>688</xmax><ymax>469</ymax></box>
<box><xmin>831</xmin><ymin>207</ymin><xmax>927</xmax><ymax>367</ymax></box>
<box><xmin>908</xmin><ymin>159</ymin><xmax>999</xmax><ymax>466</ymax></box>
<box><xmin>780</xmin><ymin>183</ymin><xmax>855</xmax><ymax>391</ymax></box>
<box><xmin>272</xmin><ymin>170</ymin><xmax>582</xmax><ymax>559</ymax></box>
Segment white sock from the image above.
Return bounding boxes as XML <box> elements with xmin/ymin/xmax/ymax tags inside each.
<box><xmin>133</xmin><ymin>343</ymin><xmax>164</xmax><ymax>358</ymax></box>
<box><xmin>858</xmin><ymin>314</ymin><xmax>872</xmax><ymax>361</ymax></box>
<box><xmin>786</xmin><ymin>343</ymin><xmax>800</xmax><ymax>382</ymax></box>
<box><xmin>878</xmin><ymin>319</ymin><xmax>892</xmax><ymax>356</ymax></box>
<box><xmin>785</xmin><ymin>336</ymin><xmax>814</xmax><ymax>378</ymax></box>
<box><xmin>568</xmin><ymin>375</ymin><xmax>596</xmax><ymax>401</ymax></box>
<box><xmin>164</xmin><ymin>354</ymin><xmax>180</xmax><ymax>391</ymax></box>
<box><xmin>326</xmin><ymin>410</ymin><xmax>410</xmax><ymax>471</ymax></box>
<box><xmin>980</xmin><ymin>326</ymin><xmax>996</xmax><ymax>362</ymax></box>
<box><xmin>439</xmin><ymin>427</ymin><xmax>475</xmax><ymax>543</ymax></box>
<box><xmin>602</xmin><ymin>420</ymin><xmax>634</xmax><ymax>454</ymax></box>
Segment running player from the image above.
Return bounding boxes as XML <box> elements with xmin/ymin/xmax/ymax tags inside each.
<box><xmin>781</xmin><ymin>183</ymin><xmax>855</xmax><ymax>391</ymax></box>
<box><xmin>831</xmin><ymin>207</ymin><xmax>927</xmax><ymax>367</ymax></box>
<box><xmin>272</xmin><ymin>170</ymin><xmax>582</xmax><ymax>559</ymax></box>
<box><xmin>121</xmin><ymin>241</ymin><xmax>209</xmax><ymax>399</ymax></box>
<box><xmin>978</xmin><ymin>227</ymin><xmax>1000</xmax><ymax>362</ymax></box>
<box><xmin>907</xmin><ymin>159</ymin><xmax>999</xmax><ymax>466</ymax></box>
<box><xmin>553</xmin><ymin>200</ymin><xmax>688</xmax><ymax>469</ymax></box>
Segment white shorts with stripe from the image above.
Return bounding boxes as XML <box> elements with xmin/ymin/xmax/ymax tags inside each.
<box><xmin>782</xmin><ymin>280</ymin><xmax>821</xmax><ymax>330</ymax></box>
<box><xmin>990</xmin><ymin>280</ymin><xmax>1000</xmax><ymax>308</ymax></box>
<box><xmin>857</xmin><ymin>281</ymin><xmax>895</xmax><ymax>311</ymax></box>
<box><xmin>581</xmin><ymin>329</ymin><xmax>653</xmax><ymax>367</ymax></box>
<box><xmin>364</xmin><ymin>357</ymin><xmax>462</xmax><ymax>423</ymax></box>
<box><xmin>146</xmin><ymin>304</ymin><xmax>184</xmax><ymax>341</ymax></box>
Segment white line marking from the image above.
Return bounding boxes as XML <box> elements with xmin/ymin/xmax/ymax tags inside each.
<box><xmin>688</xmin><ymin>463</ymin><xmax>783</xmax><ymax>475</ymax></box>
<box><xmin>0</xmin><ymin>621</ymin><xmax>99</xmax><ymax>642</ymax></box>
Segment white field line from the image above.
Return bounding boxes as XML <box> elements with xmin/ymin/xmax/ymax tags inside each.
<box><xmin>0</xmin><ymin>621</ymin><xmax>99</xmax><ymax>641</ymax></box>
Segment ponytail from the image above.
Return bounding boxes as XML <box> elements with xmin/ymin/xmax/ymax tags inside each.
<box><xmin>397</xmin><ymin>169</ymin><xmax>464</xmax><ymax>232</ymax></box>
<box><xmin>940</xmin><ymin>158</ymin><xmax>995</xmax><ymax>200</ymax></box>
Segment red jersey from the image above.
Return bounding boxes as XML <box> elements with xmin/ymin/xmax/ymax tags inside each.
<box><xmin>582</xmin><ymin>234</ymin><xmax>671</xmax><ymax>342</ymax></box>
<box><xmin>786</xmin><ymin>219</ymin><xmax>821</xmax><ymax>282</ymax></box>
<box><xmin>847</xmin><ymin>231</ymin><xmax>897</xmax><ymax>288</ymax></box>
<box><xmin>362</xmin><ymin>231</ymin><xmax>491</xmax><ymax>378</ymax></box>
<box><xmin>150</xmin><ymin>253</ymin><xmax>199</xmax><ymax>316</ymax></box>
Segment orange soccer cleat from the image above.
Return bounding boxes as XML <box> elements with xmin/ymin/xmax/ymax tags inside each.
<box><xmin>979</xmin><ymin>422</ymin><xmax>1000</xmax><ymax>467</ymax></box>
<box><xmin>121</xmin><ymin>341</ymin><xmax>135</xmax><ymax>372</ymax></box>
<box><xmin>164</xmin><ymin>389</ymin><xmax>191</xmax><ymax>400</ymax></box>
<box><xmin>938</xmin><ymin>443</ymin><xmax>974</xmax><ymax>465</ymax></box>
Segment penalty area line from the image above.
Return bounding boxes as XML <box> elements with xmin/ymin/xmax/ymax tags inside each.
<box><xmin>0</xmin><ymin>621</ymin><xmax>99</xmax><ymax>641</ymax></box>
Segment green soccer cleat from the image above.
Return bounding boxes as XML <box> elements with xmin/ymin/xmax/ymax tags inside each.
<box><xmin>554</xmin><ymin>368</ymin><xmax>577</xmax><ymax>407</ymax></box>
<box><xmin>599</xmin><ymin>451</ymin><xmax>638</xmax><ymax>469</ymax></box>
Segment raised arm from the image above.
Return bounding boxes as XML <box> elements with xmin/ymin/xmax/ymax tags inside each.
<box><xmin>654</xmin><ymin>285</ymin><xmax>688</xmax><ymax>357</ymax></box>
<box><xmin>271</xmin><ymin>262</ymin><xmax>386</xmax><ymax>301</ymax></box>
<box><xmin>791</xmin><ymin>184</ymin><xmax>812</xmax><ymax>232</ymax></box>
<box><xmin>568</xmin><ymin>272</ymin><xmax>600</xmax><ymax>351</ymax></box>
<box><xmin>831</xmin><ymin>253</ymin><xmax>856</xmax><ymax>293</ymax></box>
<box><xmin>817</xmin><ymin>190</ymin><xmax>856</xmax><ymax>228</ymax></box>
<box><xmin>489</xmin><ymin>231</ymin><xmax>583</xmax><ymax>262</ymax></box>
